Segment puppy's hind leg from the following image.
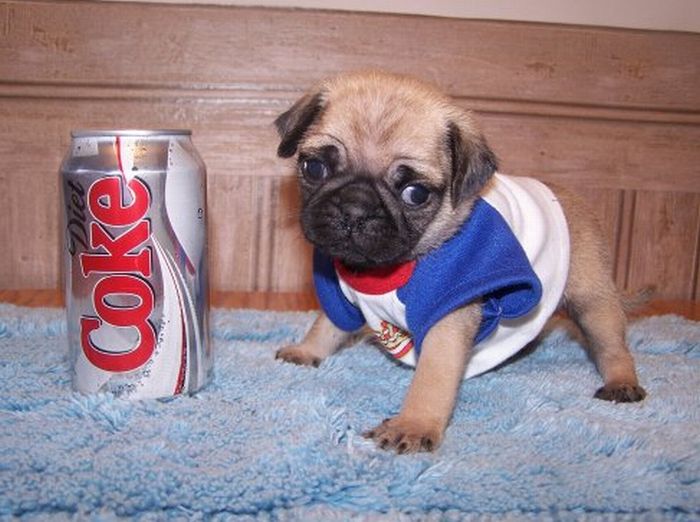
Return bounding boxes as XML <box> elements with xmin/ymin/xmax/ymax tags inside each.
<box><xmin>556</xmin><ymin>188</ymin><xmax>646</xmax><ymax>402</ymax></box>
<box><xmin>565</xmin><ymin>284</ymin><xmax>646</xmax><ymax>402</ymax></box>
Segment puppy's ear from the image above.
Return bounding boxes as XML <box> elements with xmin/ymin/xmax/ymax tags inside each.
<box><xmin>274</xmin><ymin>92</ymin><xmax>325</xmax><ymax>158</ymax></box>
<box><xmin>447</xmin><ymin>121</ymin><xmax>498</xmax><ymax>207</ymax></box>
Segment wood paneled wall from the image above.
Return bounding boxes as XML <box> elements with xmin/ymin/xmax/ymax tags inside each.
<box><xmin>1</xmin><ymin>1</ymin><xmax>699</xmax><ymax>300</ymax></box>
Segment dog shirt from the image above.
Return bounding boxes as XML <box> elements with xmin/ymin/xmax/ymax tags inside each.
<box><xmin>313</xmin><ymin>173</ymin><xmax>570</xmax><ymax>379</ymax></box>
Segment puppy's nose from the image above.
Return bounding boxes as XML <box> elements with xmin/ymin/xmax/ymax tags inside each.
<box><xmin>335</xmin><ymin>182</ymin><xmax>382</xmax><ymax>230</ymax></box>
<box><xmin>336</xmin><ymin>181</ymin><xmax>381</xmax><ymax>213</ymax></box>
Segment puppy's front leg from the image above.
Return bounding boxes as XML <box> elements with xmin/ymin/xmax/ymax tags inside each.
<box><xmin>276</xmin><ymin>313</ymin><xmax>352</xmax><ymax>367</ymax></box>
<box><xmin>365</xmin><ymin>303</ymin><xmax>482</xmax><ymax>453</ymax></box>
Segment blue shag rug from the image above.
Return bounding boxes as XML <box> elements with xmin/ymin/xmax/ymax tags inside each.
<box><xmin>1</xmin><ymin>303</ymin><xmax>699</xmax><ymax>521</ymax></box>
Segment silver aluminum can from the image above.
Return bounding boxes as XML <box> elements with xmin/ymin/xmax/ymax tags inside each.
<box><xmin>60</xmin><ymin>130</ymin><xmax>212</xmax><ymax>399</ymax></box>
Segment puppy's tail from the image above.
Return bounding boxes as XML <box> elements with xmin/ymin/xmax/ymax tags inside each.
<box><xmin>621</xmin><ymin>285</ymin><xmax>656</xmax><ymax>314</ymax></box>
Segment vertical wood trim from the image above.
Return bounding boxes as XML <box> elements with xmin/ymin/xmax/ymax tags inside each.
<box><xmin>254</xmin><ymin>177</ymin><xmax>273</xmax><ymax>291</ymax></box>
<box><xmin>610</xmin><ymin>190</ymin><xmax>625</xmax><ymax>286</ymax></box>
<box><xmin>267</xmin><ymin>178</ymin><xmax>281</xmax><ymax>291</ymax></box>
<box><xmin>626</xmin><ymin>191</ymin><xmax>700</xmax><ymax>299</ymax></box>
<box><xmin>693</xmin><ymin>215</ymin><xmax>700</xmax><ymax>300</ymax></box>
<box><xmin>615</xmin><ymin>190</ymin><xmax>637</xmax><ymax>291</ymax></box>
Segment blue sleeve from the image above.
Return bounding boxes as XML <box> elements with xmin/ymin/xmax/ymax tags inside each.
<box><xmin>398</xmin><ymin>199</ymin><xmax>542</xmax><ymax>352</ymax></box>
<box><xmin>312</xmin><ymin>249</ymin><xmax>366</xmax><ymax>332</ymax></box>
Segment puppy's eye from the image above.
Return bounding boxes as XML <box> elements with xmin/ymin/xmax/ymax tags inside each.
<box><xmin>400</xmin><ymin>184</ymin><xmax>431</xmax><ymax>206</ymax></box>
<box><xmin>300</xmin><ymin>159</ymin><xmax>328</xmax><ymax>182</ymax></box>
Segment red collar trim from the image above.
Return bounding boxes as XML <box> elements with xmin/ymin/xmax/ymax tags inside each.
<box><xmin>333</xmin><ymin>259</ymin><xmax>416</xmax><ymax>295</ymax></box>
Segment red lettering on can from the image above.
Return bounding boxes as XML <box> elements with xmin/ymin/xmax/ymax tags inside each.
<box><xmin>81</xmin><ymin>276</ymin><xmax>156</xmax><ymax>372</ymax></box>
<box><xmin>80</xmin><ymin>221</ymin><xmax>152</xmax><ymax>277</ymax></box>
<box><xmin>89</xmin><ymin>176</ymin><xmax>150</xmax><ymax>226</ymax></box>
<box><xmin>79</xmin><ymin>175</ymin><xmax>155</xmax><ymax>373</ymax></box>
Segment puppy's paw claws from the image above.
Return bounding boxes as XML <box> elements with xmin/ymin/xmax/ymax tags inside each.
<box><xmin>275</xmin><ymin>346</ymin><xmax>322</xmax><ymax>368</ymax></box>
<box><xmin>363</xmin><ymin>416</ymin><xmax>442</xmax><ymax>454</ymax></box>
<box><xmin>595</xmin><ymin>383</ymin><xmax>647</xmax><ymax>403</ymax></box>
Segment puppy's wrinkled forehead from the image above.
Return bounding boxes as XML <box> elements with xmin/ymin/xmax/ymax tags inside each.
<box><xmin>309</xmin><ymin>75</ymin><xmax>452</xmax><ymax>176</ymax></box>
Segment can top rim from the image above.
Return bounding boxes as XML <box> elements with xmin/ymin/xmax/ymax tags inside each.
<box><xmin>71</xmin><ymin>129</ymin><xmax>192</xmax><ymax>138</ymax></box>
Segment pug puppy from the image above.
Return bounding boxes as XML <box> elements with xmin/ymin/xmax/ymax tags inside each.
<box><xmin>273</xmin><ymin>70</ymin><xmax>646</xmax><ymax>454</ymax></box>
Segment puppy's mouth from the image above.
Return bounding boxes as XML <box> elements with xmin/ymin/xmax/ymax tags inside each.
<box><xmin>301</xmin><ymin>180</ymin><xmax>414</xmax><ymax>269</ymax></box>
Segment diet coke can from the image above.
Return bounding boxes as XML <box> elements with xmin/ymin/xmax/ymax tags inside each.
<box><xmin>60</xmin><ymin>130</ymin><xmax>212</xmax><ymax>399</ymax></box>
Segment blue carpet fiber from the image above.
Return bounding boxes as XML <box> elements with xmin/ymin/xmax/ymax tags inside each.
<box><xmin>1</xmin><ymin>303</ymin><xmax>699</xmax><ymax>521</ymax></box>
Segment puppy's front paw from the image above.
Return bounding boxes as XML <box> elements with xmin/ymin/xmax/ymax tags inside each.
<box><xmin>275</xmin><ymin>345</ymin><xmax>322</xmax><ymax>368</ymax></box>
<box><xmin>363</xmin><ymin>416</ymin><xmax>443</xmax><ymax>454</ymax></box>
<box><xmin>594</xmin><ymin>383</ymin><xmax>647</xmax><ymax>403</ymax></box>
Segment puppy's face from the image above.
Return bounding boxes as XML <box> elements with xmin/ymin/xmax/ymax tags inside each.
<box><xmin>275</xmin><ymin>71</ymin><xmax>498</xmax><ymax>269</ymax></box>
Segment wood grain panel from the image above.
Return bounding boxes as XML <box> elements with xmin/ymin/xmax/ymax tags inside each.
<box><xmin>695</xmin><ymin>232</ymin><xmax>700</xmax><ymax>301</ymax></box>
<box><xmin>0</xmin><ymin>149</ymin><xmax>59</xmax><ymax>289</ymax></box>
<box><xmin>479</xmin><ymin>113</ymin><xmax>700</xmax><ymax>193</ymax></box>
<box><xmin>1</xmin><ymin>1</ymin><xmax>699</xmax><ymax>112</ymax></box>
<box><xmin>268</xmin><ymin>176</ymin><xmax>315</xmax><ymax>293</ymax></box>
<box><xmin>614</xmin><ymin>191</ymin><xmax>638</xmax><ymax>291</ymax></box>
<box><xmin>626</xmin><ymin>191</ymin><xmax>700</xmax><ymax>299</ymax></box>
<box><xmin>571</xmin><ymin>187</ymin><xmax>627</xmax><ymax>287</ymax></box>
<box><xmin>189</xmin><ymin>175</ymin><xmax>314</xmax><ymax>292</ymax></box>
<box><xmin>207</xmin><ymin>175</ymin><xmax>258</xmax><ymax>292</ymax></box>
<box><xmin>0</xmin><ymin>95</ymin><xmax>282</xmax><ymax>290</ymax></box>
<box><xmin>3</xmin><ymin>91</ymin><xmax>699</xmax><ymax>190</ymax></box>
<box><xmin>0</xmin><ymin>0</ymin><xmax>698</xmax><ymax>300</ymax></box>
<box><xmin>0</xmin><ymin>95</ymin><xmax>310</xmax><ymax>291</ymax></box>
<box><xmin>1</xmin><ymin>96</ymin><xmax>697</xmax><ymax>188</ymax></box>
<box><xmin>1</xmin><ymin>95</ymin><xmax>697</xmax><ymax>293</ymax></box>
<box><xmin>695</xmin><ymin>226</ymin><xmax>700</xmax><ymax>301</ymax></box>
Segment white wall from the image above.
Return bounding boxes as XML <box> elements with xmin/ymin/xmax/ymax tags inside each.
<box><xmin>101</xmin><ymin>0</ymin><xmax>700</xmax><ymax>32</ymax></box>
